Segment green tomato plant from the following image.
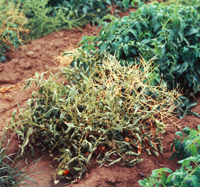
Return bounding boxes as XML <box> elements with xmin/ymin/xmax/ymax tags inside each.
<box><xmin>139</xmin><ymin>125</ymin><xmax>200</xmax><ymax>187</ymax></box>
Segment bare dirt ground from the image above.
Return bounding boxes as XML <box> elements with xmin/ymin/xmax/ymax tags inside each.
<box><xmin>0</xmin><ymin>14</ymin><xmax>200</xmax><ymax>187</ymax></box>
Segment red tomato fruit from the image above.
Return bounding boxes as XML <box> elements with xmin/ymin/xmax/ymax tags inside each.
<box><xmin>63</xmin><ymin>170</ymin><xmax>69</xmax><ymax>175</ymax></box>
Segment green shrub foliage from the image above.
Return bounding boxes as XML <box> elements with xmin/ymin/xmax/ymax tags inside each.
<box><xmin>15</xmin><ymin>0</ymin><xmax>133</xmax><ymax>40</ymax></box>
<box><xmin>77</xmin><ymin>2</ymin><xmax>200</xmax><ymax>93</ymax></box>
<box><xmin>165</xmin><ymin>0</ymin><xmax>200</xmax><ymax>6</ymax></box>
<box><xmin>139</xmin><ymin>126</ymin><xmax>200</xmax><ymax>187</ymax></box>
<box><xmin>170</xmin><ymin>126</ymin><xmax>200</xmax><ymax>160</ymax></box>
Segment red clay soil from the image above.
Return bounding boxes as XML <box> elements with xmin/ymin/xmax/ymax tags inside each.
<box><xmin>0</xmin><ymin>22</ymin><xmax>200</xmax><ymax>187</ymax></box>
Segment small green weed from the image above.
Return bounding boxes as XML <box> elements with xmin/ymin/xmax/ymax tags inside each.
<box><xmin>0</xmin><ymin>130</ymin><xmax>36</xmax><ymax>187</ymax></box>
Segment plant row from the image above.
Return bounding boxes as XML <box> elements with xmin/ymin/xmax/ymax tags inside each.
<box><xmin>0</xmin><ymin>0</ymin><xmax>134</xmax><ymax>63</ymax></box>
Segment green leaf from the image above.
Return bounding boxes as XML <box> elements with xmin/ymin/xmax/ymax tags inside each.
<box><xmin>64</xmin><ymin>122</ymin><xmax>75</xmax><ymax>128</ymax></box>
<box><xmin>138</xmin><ymin>179</ymin><xmax>148</xmax><ymax>186</ymax></box>
<box><xmin>123</xmin><ymin>44</ymin><xmax>129</xmax><ymax>56</ymax></box>
<box><xmin>175</xmin><ymin>140</ymin><xmax>181</xmax><ymax>151</ymax></box>
<box><xmin>122</xmin><ymin>0</ymin><xmax>130</xmax><ymax>9</ymax></box>
<box><xmin>100</xmin><ymin>43</ymin><xmax>108</xmax><ymax>53</ymax></box>
<box><xmin>187</xmin><ymin>27</ymin><xmax>198</xmax><ymax>35</ymax></box>
<box><xmin>163</xmin><ymin>168</ymin><xmax>173</xmax><ymax>173</ymax></box>
<box><xmin>140</xmin><ymin>39</ymin><xmax>150</xmax><ymax>45</ymax></box>
<box><xmin>59</xmin><ymin>112</ymin><xmax>66</xmax><ymax>123</ymax></box>
<box><xmin>154</xmin><ymin>22</ymin><xmax>160</xmax><ymax>32</ymax></box>
<box><xmin>21</xmin><ymin>127</ymin><xmax>34</xmax><ymax>156</ymax></box>
<box><xmin>183</xmin><ymin>47</ymin><xmax>189</xmax><ymax>53</ymax></box>
<box><xmin>186</xmin><ymin>102</ymin><xmax>198</xmax><ymax>109</ymax></box>
<box><xmin>190</xmin><ymin>144</ymin><xmax>198</xmax><ymax>156</ymax></box>
<box><xmin>12</xmin><ymin>109</ymin><xmax>17</xmax><ymax>120</ymax></box>
<box><xmin>198</xmin><ymin>125</ymin><xmax>200</xmax><ymax>132</ymax></box>
<box><xmin>167</xmin><ymin>174</ymin><xmax>174</xmax><ymax>183</ymax></box>
<box><xmin>183</xmin><ymin>127</ymin><xmax>191</xmax><ymax>135</ymax></box>
<box><xmin>175</xmin><ymin>131</ymin><xmax>183</xmax><ymax>137</ymax></box>
<box><xmin>179</xmin><ymin>159</ymin><xmax>190</xmax><ymax>167</ymax></box>
<box><xmin>109</xmin><ymin>158</ymin><xmax>122</xmax><ymax>166</ymax></box>
<box><xmin>128</xmin><ymin>29</ymin><xmax>138</xmax><ymax>39</ymax></box>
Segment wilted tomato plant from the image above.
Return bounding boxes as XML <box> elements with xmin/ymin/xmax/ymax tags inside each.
<box><xmin>11</xmin><ymin>53</ymin><xmax>181</xmax><ymax>184</ymax></box>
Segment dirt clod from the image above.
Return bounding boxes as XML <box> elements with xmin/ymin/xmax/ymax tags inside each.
<box><xmin>26</xmin><ymin>51</ymin><xmax>37</xmax><ymax>58</ymax></box>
